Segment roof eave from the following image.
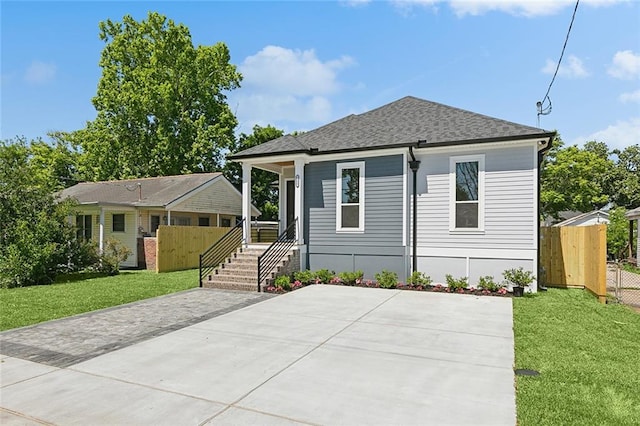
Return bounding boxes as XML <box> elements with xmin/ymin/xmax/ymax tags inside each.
<box><xmin>227</xmin><ymin>132</ymin><xmax>555</xmax><ymax>161</ymax></box>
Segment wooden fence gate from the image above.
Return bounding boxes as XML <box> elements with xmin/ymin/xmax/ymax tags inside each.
<box><xmin>540</xmin><ymin>225</ymin><xmax>607</xmax><ymax>302</ymax></box>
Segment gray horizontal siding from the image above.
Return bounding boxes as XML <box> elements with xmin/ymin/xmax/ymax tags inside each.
<box><xmin>305</xmin><ymin>154</ymin><xmax>404</xmax><ymax>247</ymax></box>
<box><xmin>415</xmin><ymin>145</ymin><xmax>535</xmax><ymax>249</ymax></box>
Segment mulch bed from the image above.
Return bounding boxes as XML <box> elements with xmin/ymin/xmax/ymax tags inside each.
<box><xmin>264</xmin><ymin>281</ymin><xmax>513</xmax><ymax>297</ymax></box>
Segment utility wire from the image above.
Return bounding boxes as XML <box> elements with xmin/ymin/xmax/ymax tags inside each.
<box><xmin>537</xmin><ymin>0</ymin><xmax>580</xmax><ymax>123</ymax></box>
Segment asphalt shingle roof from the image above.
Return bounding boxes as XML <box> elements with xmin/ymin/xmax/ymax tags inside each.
<box><xmin>57</xmin><ymin>173</ymin><xmax>222</xmax><ymax>207</ymax></box>
<box><xmin>229</xmin><ymin>96</ymin><xmax>554</xmax><ymax>160</ymax></box>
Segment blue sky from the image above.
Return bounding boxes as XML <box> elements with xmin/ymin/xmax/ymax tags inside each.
<box><xmin>2</xmin><ymin>0</ymin><xmax>639</xmax><ymax>151</ymax></box>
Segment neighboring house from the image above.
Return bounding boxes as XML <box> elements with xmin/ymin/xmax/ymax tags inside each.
<box><xmin>626</xmin><ymin>206</ymin><xmax>640</xmax><ymax>261</ymax></box>
<box><xmin>552</xmin><ymin>210</ymin><xmax>610</xmax><ymax>227</ymax></box>
<box><xmin>58</xmin><ymin>173</ymin><xmax>259</xmax><ymax>268</ymax></box>
<box><xmin>229</xmin><ymin>96</ymin><xmax>555</xmax><ymax>291</ymax></box>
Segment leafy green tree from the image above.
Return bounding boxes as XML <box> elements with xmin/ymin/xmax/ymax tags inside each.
<box><xmin>224</xmin><ymin>125</ymin><xmax>284</xmax><ymax>220</ymax></box>
<box><xmin>0</xmin><ymin>139</ymin><xmax>94</xmax><ymax>288</ymax></box>
<box><xmin>607</xmin><ymin>207</ymin><xmax>637</xmax><ymax>260</ymax></box>
<box><xmin>541</xmin><ymin>138</ymin><xmax>613</xmax><ymax>219</ymax></box>
<box><xmin>75</xmin><ymin>12</ymin><xmax>241</xmax><ymax>180</ymax></box>
<box><xmin>609</xmin><ymin>144</ymin><xmax>640</xmax><ymax>209</ymax></box>
<box><xmin>28</xmin><ymin>133</ymin><xmax>82</xmax><ymax>190</ymax></box>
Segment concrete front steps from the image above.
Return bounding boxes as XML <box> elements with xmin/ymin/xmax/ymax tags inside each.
<box><xmin>201</xmin><ymin>245</ymin><xmax>298</xmax><ymax>292</ymax></box>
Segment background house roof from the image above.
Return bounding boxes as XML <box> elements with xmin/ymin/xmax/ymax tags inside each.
<box><xmin>58</xmin><ymin>173</ymin><xmax>223</xmax><ymax>207</ymax></box>
<box><xmin>229</xmin><ymin>96</ymin><xmax>554</xmax><ymax>160</ymax></box>
<box><xmin>626</xmin><ymin>206</ymin><xmax>640</xmax><ymax>220</ymax></box>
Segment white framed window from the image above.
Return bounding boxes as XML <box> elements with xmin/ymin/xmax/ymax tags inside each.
<box><xmin>336</xmin><ymin>161</ymin><xmax>365</xmax><ymax>232</ymax></box>
<box><xmin>76</xmin><ymin>215</ymin><xmax>92</xmax><ymax>240</ymax></box>
<box><xmin>449</xmin><ymin>154</ymin><xmax>485</xmax><ymax>231</ymax></box>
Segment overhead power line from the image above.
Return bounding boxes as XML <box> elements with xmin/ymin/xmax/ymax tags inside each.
<box><xmin>537</xmin><ymin>0</ymin><xmax>580</xmax><ymax>127</ymax></box>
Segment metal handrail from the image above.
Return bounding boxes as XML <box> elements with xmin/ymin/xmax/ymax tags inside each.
<box><xmin>199</xmin><ymin>218</ymin><xmax>245</xmax><ymax>287</ymax></box>
<box><xmin>257</xmin><ymin>218</ymin><xmax>297</xmax><ymax>292</ymax></box>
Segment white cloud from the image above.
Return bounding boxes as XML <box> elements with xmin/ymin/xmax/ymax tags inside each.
<box><xmin>541</xmin><ymin>55</ymin><xmax>589</xmax><ymax>78</ymax></box>
<box><xmin>390</xmin><ymin>0</ymin><xmax>627</xmax><ymax>17</ymax></box>
<box><xmin>574</xmin><ymin>117</ymin><xmax>640</xmax><ymax>150</ymax></box>
<box><xmin>390</xmin><ymin>0</ymin><xmax>439</xmax><ymax>15</ymax></box>
<box><xmin>234</xmin><ymin>45</ymin><xmax>355</xmax><ymax>131</ymax></box>
<box><xmin>24</xmin><ymin>61</ymin><xmax>56</xmax><ymax>84</ymax></box>
<box><xmin>449</xmin><ymin>0</ymin><xmax>567</xmax><ymax>17</ymax></box>
<box><xmin>340</xmin><ymin>0</ymin><xmax>372</xmax><ymax>7</ymax></box>
<box><xmin>619</xmin><ymin>90</ymin><xmax>640</xmax><ymax>103</ymax></box>
<box><xmin>240</xmin><ymin>45</ymin><xmax>354</xmax><ymax>97</ymax></box>
<box><xmin>608</xmin><ymin>50</ymin><xmax>640</xmax><ymax>80</ymax></box>
<box><xmin>235</xmin><ymin>94</ymin><xmax>332</xmax><ymax>128</ymax></box>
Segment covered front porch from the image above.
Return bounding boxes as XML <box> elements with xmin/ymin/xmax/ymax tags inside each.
<box><xmin>240</xmin><ymin>157</ymin><xmax>306</xmax><ymax>252</ymax></box>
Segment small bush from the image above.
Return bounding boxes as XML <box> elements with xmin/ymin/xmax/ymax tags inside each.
<box><xmin>314</xmin><ymin>268</ymin><xmax>335</xmax><ymax>284</ymax></box>
<box><xmin>274</xmin><ymin>275</ymin><xmax>291</xmax><ymax>291</ymax></box>
<box><xmin>407</xmin><ymin>271</ymin><xmax>432</xmax><ymax>287</ymax></box>
<box><xmin>502</xmin><ymin>267</ymin><xmax>535</xmax><ymax>288</ymax></box>
<box><xmin>375</xmin><ymin>269</ymin><xmax>398</xmax><ymax>289</ymax></box>
<box><xmin>294</xmin><ymin>269</ymin><xmax>315</xmax><ymax>284</ymax></box>
<box><xmin>95</xmin><ymin>238</ymin><xmax>132</xmax><ymax>276</ymax></box>
<box><xmin>445</xmin><ymin>274</ymin><xmax>468</xmax><ymax>290</ymax></box>
<box><xmin>477</xmin><ymin>275</ymin><xmax>502</xmax><ymax>292</ymax></box>
<box><xmin>338</xmin><ymin>270</ymin><xmax>363</xmax><ymax>286</ymax></box>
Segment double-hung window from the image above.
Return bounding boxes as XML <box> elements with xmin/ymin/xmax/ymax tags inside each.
<box><xmin>336</xmin><ymin>162</ymin><xmax>365</xmax><ymax>232</ymax></box>
<box><xmin>450</xmin><ymin>155</ymin><xmax>484</xmax><ymax>231</ymax></box>
<box><xmin>76</xmin><ymin>215</ymin><xmax>92</xmax><ymax>240</ymax></box>
<box><xmin>112</xmin><ymin>214</ymin><xmax>125</xmax><ymax>232</ymax></box>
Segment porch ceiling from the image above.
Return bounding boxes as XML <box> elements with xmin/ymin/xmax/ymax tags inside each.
<box><xmin>253</xmin><ymin>161</ymin><xmax>294</xmax><ymax>174</ymax></box>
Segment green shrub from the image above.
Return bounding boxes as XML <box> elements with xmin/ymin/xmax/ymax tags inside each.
<box><xmin>407</xmin><ymin>271</ymin><xmax>432</xmax><ymax>286</ymax></box>
<box><xmin>477</xmin><ymin>275</ymin><xmax>502</xmax><ymax>292</ymax></box>
<box><xmin>294</xmin><ymin>269</ymin><xmax>315</xmax><ymax>284</ymax></box>
<box><xmin>95</xmin><ymin>238</ymin><xmax>132</xmax><ymax>276</ymax></box>
<box><xmin>445</xmin><ymin>274</ymin><xmax>468</xmax><ymax>290</ymax></box>
<box><xmin>375</xmin><ymin>269</ymin><xmax>398</xmax><ymax>289</ymax></box>
<box><xmin>314</xmin><ymin>268</ymin><xmax>334</xmax><ymax>284</ymax></box>
<box><xmin>274</xmin><ymin>275</ymin><xmax>291</xmax><ymax>291</ymax></box>
<box><xmin>338</xmin><ymin>270</ymin><xmax>363</xmax><ymax>286</ymax></box>
<box><xmin>502</xmin><ymin>267</ymin><xmax>535</xmax><ymax>288</ymax></box>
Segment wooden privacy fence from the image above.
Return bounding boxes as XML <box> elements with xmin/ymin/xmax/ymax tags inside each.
<box><xmin>156</xmin><ymin>225</ymin><xmax>231</xmax><ymax>272</ymax></box>
<box><xmin>540</xmin><ymin>224</ymin><xmax>607</xmax><ymax>302</ymax></box>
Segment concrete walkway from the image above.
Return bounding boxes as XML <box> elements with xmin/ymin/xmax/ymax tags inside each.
<box><xmin>1</xmin><ymin>285</ymin><xmax>516</xmax><ymax>425</ymax></box>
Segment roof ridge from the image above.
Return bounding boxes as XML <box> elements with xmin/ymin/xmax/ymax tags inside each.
<box><xmin>80</xmin><ymin>172</ymin><xmax>221</xmax><ymax>185</ymax></box>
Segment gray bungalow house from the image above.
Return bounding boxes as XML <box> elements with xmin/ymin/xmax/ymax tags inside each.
<box><xmin>229</xmin><ymin>96</ymin><xmax>555</xmax><ymax>291</ymax></box>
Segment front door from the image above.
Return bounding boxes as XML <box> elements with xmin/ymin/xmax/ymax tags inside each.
<box><xmin>286</xmin><ymin>180</ymin><xmax>295</xmax><ymax>239</ymax></box>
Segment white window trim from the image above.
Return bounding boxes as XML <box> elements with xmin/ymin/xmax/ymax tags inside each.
<box><xmin>336</xmin><ymin>161</ymin><xmax>365</xmax><ymax>233</ymax></box>
<box><xmin>449</xmin><ymin>154</ymin><xmax>485</xmax><ymax>232</ymax></box>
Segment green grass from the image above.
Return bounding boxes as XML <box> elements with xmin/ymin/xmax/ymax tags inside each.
<box><xmin>622</xmin><ymin>263</ymin><xmax>640</xmax><ymax>274</ymax></box>
<box><xmin>513</xmin><ymin>288</ymin><xmax>640</xmax><ymax>426</ymax></box>
<box><xmin>0</xmin><ymin>269</ymin><xmax>198</xmax><ymax>331</ymax></box>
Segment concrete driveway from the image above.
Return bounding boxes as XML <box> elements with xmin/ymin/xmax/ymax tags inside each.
<box><xmin>1</xmin><ymin>285</ymin><xmax>515</xmax><ymax>425</ymax></box>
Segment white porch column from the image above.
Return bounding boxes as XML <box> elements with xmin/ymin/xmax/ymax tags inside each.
<box><xmin>167</xmin><ymin>210</ymin><xmax>171</xmax><ymax>226</ymax></box>
<box><xmin>98</xmin><ymin>207</ymin><xmax>105</xmax><ymax>253</ymax></box>
<box><xmin>242</xmin><ymin>162</ymin><xmax>252</xmax><ymax>244</ymax></box>
<box><xmin>278</xmin><ymin>172</ymin><xmax>286</xmax><ymax>234</ymax></box>
<box><xmin>294</xmin><ymin>158</ymin><xmax>304</xmax><ymax>244</ymax></box>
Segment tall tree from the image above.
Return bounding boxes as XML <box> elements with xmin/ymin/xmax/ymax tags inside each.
<box><xmin>609</xmin><ymin>144</ymin><xmax>640</xmax><ymax>209</ymax></box>
<box><xmin>76</xmin><ymin>12</ymin><xmax>241</xmax><ymax>180</ymax></box>
<box><xmin>224</xmin><ymin>125</ymin><xmax>284</xmax><ymax>220</ymax></box>
<box><xmin>540</xmin><ymin>137</ymin><xmax>613</xmax><ymax>219</ymax></box>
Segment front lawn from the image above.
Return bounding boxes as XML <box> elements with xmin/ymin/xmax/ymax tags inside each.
<box><xmin>513</xmin><ymin>288</ymin><xmax>640</xmax><ymax>425</ymax></box>
<box><xmin>0</xmin><ymin>269</ymin><xmax>198</xmax><ymax>331</ymax></box>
